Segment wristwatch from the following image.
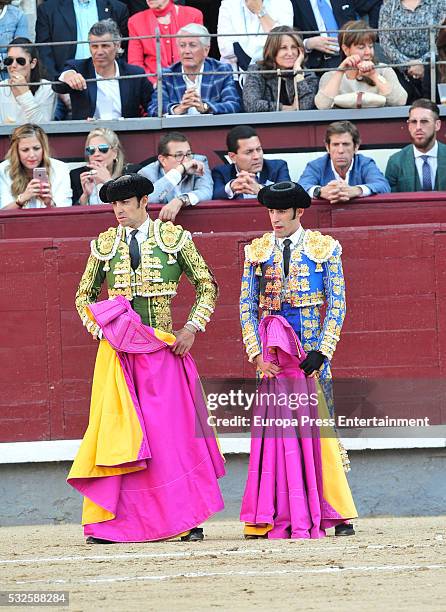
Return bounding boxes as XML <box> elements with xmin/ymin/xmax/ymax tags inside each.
<box><xmin>178</xmin><ymin>194</ymin><xmax>191</xmax><ymax>207</ymax></box>
<box><xmin>257</xmin><ymin>7</ymin><xmax>267</xmax><ymax>18</ymax></box>
<box><xmin>313</xmin><ymin>186</ymin><xmax>322</xmax><ymax>199</ymax></box>
<box><xmin>201</xmin><ymin>102</ymin><xmax>210</xmax><ymax>114</ymax></box>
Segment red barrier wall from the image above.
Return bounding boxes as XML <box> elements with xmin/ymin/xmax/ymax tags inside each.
<box><xmin>1</xmin><ymin>222</ymin><xmax>445</xmax><ymax>442</ymax></box>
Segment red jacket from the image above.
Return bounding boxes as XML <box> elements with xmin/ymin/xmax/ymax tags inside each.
<box><xmin>128</xmin><ymin>5</ymin><xmax>203</xmax><ymax>83</ymax></box>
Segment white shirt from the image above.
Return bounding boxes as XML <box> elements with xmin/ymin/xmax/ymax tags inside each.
<box><xmin>94</xmin><ymin>62</ymin><xmax>122</xmax><ymax>120</ymax></box>
<box><xmin>124</xmin><ymin>215</ymin><xmax>151</xmax><ymax>249</ymax></box>
<box><xmin>0</xmin><ymin>79</ymin><xmax>56</xmax><ymax>124</ymax></box>
<box><xmin>162</xmin><ymin>168</ymin><xmax>199</xmax><ymax>205</ymax></box>
<box><xmin>308</xmin><ymin>158</ymin><xmax>371</xmax><ymax>198</ymax></box>
<box><xmin>413</xmin><ymin>141</ymin><xmax>438</xmax><ymax>189</ymax></box>
<box><xmin>217</xmin><ymin>0</ymin><xmax>294</xmax><ymax>65</ymax></box>
<box><xmin>276</xmin><ymin>225</ymin><xmax>305</xmax><ymax>252</ymax></box>
<box><xmin>0</xmin><ymin>158</ymin><xmax>72</xmax><ymax>209</ymax></box>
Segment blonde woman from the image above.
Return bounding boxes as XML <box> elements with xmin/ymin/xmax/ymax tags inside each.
<box><xmin>70</xmin><ymin>128</ymin><xmax>125</xmax><ymax>205</ymax></box>
<box><xmin>0</xmin><ymin>123</ymin><xmax>72</xmax><ymax>209</ymax></box>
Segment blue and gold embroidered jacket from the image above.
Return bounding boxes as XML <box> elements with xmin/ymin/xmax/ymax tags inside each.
<box><xmin>240</xmin><ymin>229</ymin><xmax>346</xmax><ymax>362</ymax></box>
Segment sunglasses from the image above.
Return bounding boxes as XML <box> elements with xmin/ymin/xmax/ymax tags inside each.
<box><xmin>4</xmin><ymin>56</ymin><xmax>28</xmax><ymax>67</ymax></box>
<box><xmin>85</xmin><ymin>144</ymin><xmax>111</xmax><ymax>155</ymax></box>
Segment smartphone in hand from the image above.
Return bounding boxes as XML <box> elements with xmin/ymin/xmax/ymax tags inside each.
<box><xmin>33</xmin><ymin>167</ymin><xmax>49</xmax><ymax>183</ymax></box>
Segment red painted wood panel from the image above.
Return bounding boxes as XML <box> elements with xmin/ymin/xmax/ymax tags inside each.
<box><xmin>1</xmin><ymin>223</ymin><xmax>445</xmax><ymax>442</ymax></box>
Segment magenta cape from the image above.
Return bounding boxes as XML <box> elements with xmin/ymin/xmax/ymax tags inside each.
<box><xmin>240</xmin><ymin>315</ymin><xmax>357</xmax><ymax>539</ymax></box>
<box><xmin>68</xmin><ymin>296</ymin><xmax>225</xmax><ymax>542</ymax></box>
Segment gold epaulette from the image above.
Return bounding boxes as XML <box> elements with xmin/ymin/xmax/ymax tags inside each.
<box><xmin>245</xmin><ymin>232</ymin><xmax>275</xmax><ymax>264</ymax></box>
<box><xmin>153</xmin><ymin>218</ymin><xmax>191</xmax><ymax>254</ymax></box>
<box><xmin>303</xmin><ymin>230</ymin><xmax>341</xmax><ymax>263</ymax></box>
<box><xmin>90</xmin><ymin>226</ymin><xmax>123</xmax><ymax>262</ymax></box>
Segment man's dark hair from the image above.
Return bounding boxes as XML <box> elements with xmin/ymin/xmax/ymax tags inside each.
<box><xmin>158</xmin><ymin>132</ymin><xmax>189</xmax><ymax>156</ymax></box>
<box><xmin>227</xmin><ymin>125</ymin><xmax>258</xmax><ymax>153</ymax></box>
<box><xmin>325</xmin><ymin>120</ymin><xmax>360</xmax><ymax>147</ymax></box>
<box><xmin>409</xmin><ymin>98</ymin><xmax>440</xmax><ymax>120</ymax></box>
<box><xmin>89</xmin><ymin>19</ymin><xmax>121</xmax><ymax>43</ymax></box>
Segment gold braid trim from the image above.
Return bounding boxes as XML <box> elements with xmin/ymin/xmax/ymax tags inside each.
<box><xmin>90</xmin><ymin>226</ymin><xmax>123</xmax><ymax>264</ymax></box>
<box><xmin>153</xmin><ymin>218</ymin><xmax>191</xmax><ymax>254</ymax></box>
<box><xmin>75</xmin><ymin>254</ymin><xmax>102</xmax><ymax>337</ymax></box>
<box><xmin>303</xmin><ymin>230</ymin><xmax>341</xmax><ymax>263</ymax></box>
<box><xmin>244</xmin><ymin>232</ymin><xmax>275</xmax><ymax>264</ymax></box>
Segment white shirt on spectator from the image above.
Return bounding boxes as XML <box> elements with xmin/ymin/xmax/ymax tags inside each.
<box><xmin>413</xmin><ymin>141</ymin><xmax>438</xmax><ymax>189</ymax></box>
<box><xmin>179</xmin><ymin>65</ymin><xmax>203</xmax><ymax>116</ymax></box>
<box><xmin>94</xmin><ymin>61</ymin><xmax>122</xmax><ymax>119</ymax></box>
<box><xmin>217</xmin><ymin>0</ymin><xmax>294</xmax><ymax>66</ymax></box>
<box><xmin>0</xmin><ymin>79</ymin><xmax>56</xmax><ymax>124</ymax></box>
<box><xmin>224</xmin><ymin>164</ymin><xmax>274</xmax><ymax>199</ymax></box>
<box><xmin>0</xmin><ymin>158</ymin><xmax>73</xmax><ymax>209</ymax></box>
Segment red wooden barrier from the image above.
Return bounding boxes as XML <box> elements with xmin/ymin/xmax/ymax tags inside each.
<box><xmin>1</xmin><ymin>223</ymin><xmax>445</xmax><ymax>443</ymax></box>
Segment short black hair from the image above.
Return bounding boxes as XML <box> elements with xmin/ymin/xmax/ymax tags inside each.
<box><xmin>409</xmin><ymin>98</ymin><xmax>440</xmax><ymax>120</ymax></box>
<box><xmin>157</xmin><ymin>131</ymin><xmax>189</xmax><ymax>156</ymax></box>
<box><xmin>227</xmin><ymin>125</ymin><xmax>258</xmax><ymax>153</ymax></box>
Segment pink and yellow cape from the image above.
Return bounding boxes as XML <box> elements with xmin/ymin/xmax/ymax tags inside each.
<box><xmin>68</xmin><ymin>296</ymin><xmax>225</xmax><ymax>542</ymax></box>
<box><xmin>241</xmin><ymin>315</ymin><xmax>357</xmax><ymax>539</ymax></box>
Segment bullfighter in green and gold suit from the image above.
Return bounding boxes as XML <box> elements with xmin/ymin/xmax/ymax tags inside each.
<box><xmin>75</xmin><ymin>174</ymin><xmax>217</xmax><ymax>343</ymax></box>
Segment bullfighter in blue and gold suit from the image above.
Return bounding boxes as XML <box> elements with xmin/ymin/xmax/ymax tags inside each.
<box><xmin>240</xmin><ymin>181</ymin><xmax>346</xmax><ymax>417</ymax></box>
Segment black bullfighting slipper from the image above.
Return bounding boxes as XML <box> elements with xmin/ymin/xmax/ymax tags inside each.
<box><xmin>335</xmin><ymin>523</ymin><xmax>355</xmax><ymax>536</ymax></box>
<box><xmin>85</xmin><ymin>536</ymin><xmax>117</xmax><ymax>544</ymax></box>
<box><xmin>244</xmin><ymin>534</ymin><xmax>267</xmax><ymax>539</ymax></box>
<box><xmin>181</xmin><ymin>528</ymin><xmax>204</xmax><ymax>542</ymax></box>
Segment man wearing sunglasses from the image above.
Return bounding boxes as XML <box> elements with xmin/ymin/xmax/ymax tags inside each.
<box><xmin>138</xmin><ymin>132</ymin><xmax>213</xmax><ymax>223</ymax></box>
<box><xmin>52</xmin><ymin>19</ymin><xmax>153</xmax><ymax>119</ymax></box>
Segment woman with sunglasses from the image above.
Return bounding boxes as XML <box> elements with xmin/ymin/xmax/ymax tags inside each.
<box><xmin>0</xmin><ymin>1</ymin><xmax>28</xmax><ymax>81</ymax></box>
<box><xmin>0</xmin><ymin>37</ymin><xmax>56</xmax><ymax>124</ymax></box>
<box><xmin>0</xmin><ymin>123</ymin><xmax>72</xmax><ymax>209</ymax></box>
<box><xmin>70</xmin><ymin>128</ymin><xmax>126</xmax><ymax>205</ymax></box>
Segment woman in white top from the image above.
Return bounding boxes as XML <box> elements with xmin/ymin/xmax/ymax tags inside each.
<box><xmin>0</xmin><ymin>37</ymin><xmax>56</xmax><ymax>124</ymax></box>
<box><xmin>315</xmin><ymin>20</ymin><xmax>408</xmax><ymax>109</ymax></box>
<box><xmin>70</xmin><ymin>127</ymin><xmax>126</xmax><ymax>205</ymax></box>
<box><xmin>0</xmin><ymin>123</ymin><xmax>72</xmax><ymax>209</ymax></box>
<box><xmin>217</xmin><ymin>0</ymin><xmax>294</xmax><ymax>69</ymax></box>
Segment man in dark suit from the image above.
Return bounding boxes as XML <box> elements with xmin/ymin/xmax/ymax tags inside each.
<box><xmin>212</xmin><ymin>126</ymin><xmax>291</xmax><ymax>200</ymax></box>
<box><xmin>290</xmin><ymin>0</ymin><xmax>356</xmax><ymax>71</ymax></box>
<box><xmin>36</xmin><ymin>0</ymin><xmax>128</xmax><ymax>81</ymax></box>
<box><xmin>299</xmin><ymin>120</ymin><xmax>390</xmax><ymax>203</ymax></box>
<box><xmin>386</xmin><ymin>99</ymin><xmax>446</xmax><ymax>192</ymax></box>
<box><xmin>53</xmin><ymin>19</ymin><xmax>153</xmax><ymax>120</ymax></box>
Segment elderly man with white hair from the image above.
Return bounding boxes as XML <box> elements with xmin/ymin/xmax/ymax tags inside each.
<box><xmin>148</xmin><ymin>23</ymin><xmax>243</xmax><ymax>116</ymax></box>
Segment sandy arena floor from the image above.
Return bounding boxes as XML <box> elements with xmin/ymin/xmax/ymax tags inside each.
<box><xmin>0</xmin><ymin>517</ymin><xmax>445</xmax><ymax>612</ymax></box>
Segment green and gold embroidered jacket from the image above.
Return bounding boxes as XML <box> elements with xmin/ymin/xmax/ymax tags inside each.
<box><xmin>75</xmin><ymin>218</ymin><xmax>218</xmax><ymax>336</ymax></box>
<box><xmin>240</xmin><ymin>229</ymin><xmax>346</xmax><ymax>362</ymax></box>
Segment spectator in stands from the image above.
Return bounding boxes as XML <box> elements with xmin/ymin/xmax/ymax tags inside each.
<box><xmin>138</xmin><ymin>131</ymin><xmax>213</xmax><ymax>222</ymax></box>
<box><xmin>36</xmin><ymin>0</ymin><xmax>128</xmax><ymax>81</ymax></box>
<box><xmin>212</xmin><ymin>125</ymin><xmax>290</xmax><ymax>200</ymax></box>
<box><xmin>122</xmin><ymin>0</ymin><xmax>148</xmax><ymax>15</ymax></box>
<box><xmin>0</xmin><ymin>123</ymin><xmax>72</xmax><ymax>209</ymax></box>
<box><xmin>128</xmin><ymin>0</ymin><xmax>203</xmax><ymax>84</ymax></box>
<box><xmin>243</xmin><ymin>26</ymin><xmax>318</xmax><ymax>112</ymax></box>
<box><xmin>53</xmin><ymin>20</ymin><xmax>153</xmax><ymax>120</ymax></box>
<box><xmin>436</xmin><ymin>19</ymin><xmax>446</xmax><ymax>85</ymax></box>
<box><xmin>315</xmin><ymin>21</ymin><xmax>407</xmax><ymax>109</ymax></box>
<box><xmin>217</xmin><ymin>0</ymin><xmax>294</xmax><ymax>72</ymax></box>
<box><xmin>0</xmin><ymin>0</ymin><xmax>29</xmax><ymax>81</ymax></box>
<box><xmin>385</xmin><ymin>99</ymin><xmax>446</xmax><ymax>192</ymax></box>
<box><xmin>70</xmin><ymin>128</ymin><xmax>126</xmax><ymax>205</ymax></box>
<box><xmin>379</xmin><ymin>0</ymin><xmax>446</xmax><ymax>104</ymax></box>
<box><xmin>290</xmin><ymin>0</ymin><xmax>356</xmax><ymax>72</ymax></box>
<box><xmin>354</xmin><ymin>0</ymin><xmax>383</xmax><ymax>30</ymax></box>
<box><xmin>149</xmin><ymin>23</ymin><xmax>242</xmax><ymax>116</ymax></box>
<box><xmin>0</xmin><ymin>38</ymin><xmax>57</xmax><ymax>124</ymax></box>
<box><xmin>298</xmin><ymin>120</ymin><xmax>390</xmax><ymax>203</ymax></box>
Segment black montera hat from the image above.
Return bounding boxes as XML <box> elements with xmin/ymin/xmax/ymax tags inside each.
<box><xmin>99</xmin><ymin>173</ymin><xmax>154</xmax><ymax>203</ymax></box>
<box><xmin>257</xmin><ymin>181</ymin><xmax>311</xmax><ymax>209</ymax></box>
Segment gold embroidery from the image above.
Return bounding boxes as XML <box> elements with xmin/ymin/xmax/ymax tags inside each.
<box><xmin>245</xmin><ymin>232</ymin><xmax>275</xmax><ymax>264</ymax></box>
<box><xmin>303</xmin><ymin>230</ymin><xmax>340</xmax><ymax>263</ymax></box>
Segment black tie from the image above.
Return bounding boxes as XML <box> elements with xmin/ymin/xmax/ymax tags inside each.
<box><xmin>283</xmin><ymin>238</ymin><xmax>292</xmax><ymax>277</ymax></box>
<box><xmin>129</xmin><ymin>229</ymin><xmax>140</xmax><ymax>271</ymax></box>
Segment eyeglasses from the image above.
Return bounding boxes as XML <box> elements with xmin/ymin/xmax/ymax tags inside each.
<box><xmin>4</xmin><ymin>56</ymin><xmax>27</xmax><ymax>67</ymax></box>
<box><xmin>165</xmin><ymin>151</ymin><xmax>193</xmax><ymax>162</ymax></box>
<box><xmin>85</xmin><ymin>144</ymin><xmax>111</xmax><ymax>155</ymax></box>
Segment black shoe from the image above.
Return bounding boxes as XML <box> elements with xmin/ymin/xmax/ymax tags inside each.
<box><xmin>85</xmin><ymin>536</ymin><xmax>116</xmax><ymax>544</ymax></box>
<box><xmin>181</xmin><ymin>528</ymin><xmax>204</xmax><ymax>542</ymax></box>
<box><xmin>244</xmin><ymin>534</ymin><xmax>267</xmax><ymax>540</ymax></box>
<box><xmin>335</xmin><ymin>523</ymin><xmax>355</xmax><ymax>536</ymax></box>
